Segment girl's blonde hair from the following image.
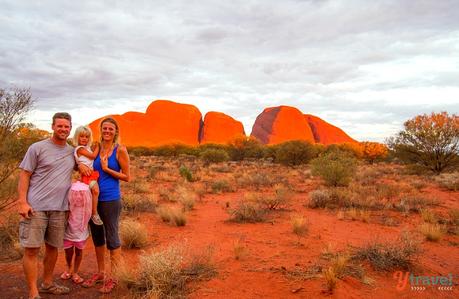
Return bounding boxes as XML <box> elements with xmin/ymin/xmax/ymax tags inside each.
<box><xmin>73</xmin><ymin>126</ymin><xmax>93</xmax><ymax>146</ymax></box>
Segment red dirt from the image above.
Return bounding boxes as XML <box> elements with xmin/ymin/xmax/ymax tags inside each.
<box><xmin>1</xmin><ymin>162</ymin><xmax>458</xmax><ymax>299</ymax></box>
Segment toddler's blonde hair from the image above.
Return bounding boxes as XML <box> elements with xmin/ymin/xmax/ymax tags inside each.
<box><xmin>73</xmin><ymin>126</ymin><xmax>93</xmax><ymax>146</ymax></box>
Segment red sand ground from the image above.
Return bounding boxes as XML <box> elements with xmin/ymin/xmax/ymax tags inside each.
<box><xmin>1</xmin><ymin>160</ymin><xmax>458</xmax><ymax>299</ymax></box>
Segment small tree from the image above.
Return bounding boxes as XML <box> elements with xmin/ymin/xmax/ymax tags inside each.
<box><xmin>360</xmin><ymin>141</ymin><xmax>388</xmax><ymax>164</ymax></box>
<box><xmin>0</xmin><ymin>87</ymin><xmax>38</xmax><ymax>211</ymax></box>
<box><xmin>388</xmin><ymin>112</ymin><xmax>459</xmax><ymax>174</ymax></box>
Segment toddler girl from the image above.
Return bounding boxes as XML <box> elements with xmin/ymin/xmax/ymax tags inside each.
<box><xmin>73</xmin><ymin>126</ymin><xmax>103</xmax><ymax>225</ymax></box>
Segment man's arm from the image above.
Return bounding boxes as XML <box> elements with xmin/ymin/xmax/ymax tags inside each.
<box><xmin>18</xmin><ymin>170</ymin><xmax>34</xmax><ymax>219</ymax></box>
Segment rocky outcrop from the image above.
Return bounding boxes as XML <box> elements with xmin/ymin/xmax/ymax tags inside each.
<box><xmin>250</xmin><ymin>106</ymin><xmax>315</xmax><ymax>144</ymax></box>
<box><xmin>304</xmin><ymin>114</ymin><xmax>357</xmax><ymax>145</ymax></box>
<box><xmin>88</xmin><ymin>100</ymin><xmax>202</xmax><ymax>147</ymax></box>
<box><xmin>87</xmin><ymin>101</ymin><xmax>357</xmax><ymax>147</ymax></box>
<box><xmin>200</xmin><ymin>112</ymin><xmax>245</xmax><ymax>144</ymax></box>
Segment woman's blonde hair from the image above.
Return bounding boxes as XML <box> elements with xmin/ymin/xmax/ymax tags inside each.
<box><xmin>100</xmin><ymin>117</ymin><xmax>120</xmax><ymax>145</ymax></box>
<box><xmin>73</xmin><ymin>126</ymin><xmax>93</xmax><ymax>146</ymax></box>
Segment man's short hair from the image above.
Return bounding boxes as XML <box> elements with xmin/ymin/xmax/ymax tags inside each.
<box><xmin>52</xmin><ymin>112</ymin><xmax>72</xmax><ymax>125</ymax></box>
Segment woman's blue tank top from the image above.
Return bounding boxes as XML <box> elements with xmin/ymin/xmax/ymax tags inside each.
<box><xmin>94</xmin><ymin>145</ymin><xmax>121</xmax><ymax>201</ymax></box>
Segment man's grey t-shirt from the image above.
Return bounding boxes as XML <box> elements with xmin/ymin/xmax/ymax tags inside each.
<box><xmin>19</xmin><ymin>138</ymin><xmax>75</xmax><ymax>211</ymax></box>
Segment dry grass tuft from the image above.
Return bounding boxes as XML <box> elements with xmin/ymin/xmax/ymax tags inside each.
<box><xmin>156</xmin><ymin>206</ymin><xmax>187</xmax><ymax>226</ymax></box>
<box><xmin>233</xmin><ymin>238</ymin><xmax>248</xmax><ymax>260</ymax></box>
<box><xmin>123</xmin><ymin>193</ymin><xmax>158</xmax><ymax>213</ymax></box>
<box><xmin>420</xmin><ymin>223</ymin><xmax>444</xmax><ymax>242</ymax></box>
<box><xmin>120</xmin><ymin>218</ymin><xmax>148</xmax><ymax>249</ymax></box>
<box><xmin>291</xmin><ymin>215</ymin><xmax>309</xmax><ymax>238</ymax></box>
<box><xmin>118</xmin><ymin>244</ymin><xmax>217</xmax><ymax>298</ymax></box>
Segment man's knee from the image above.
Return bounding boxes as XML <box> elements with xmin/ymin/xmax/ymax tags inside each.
<box><xmin>23</xmin><ymin>247</ymin><xmax>40</xmax><ymax>257</ymax></box>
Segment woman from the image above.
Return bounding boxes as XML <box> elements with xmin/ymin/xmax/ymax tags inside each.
<box><xmin>82</xmin><ymin>117</ymin><xmax>130</xmax><ymax>293</ymax></box>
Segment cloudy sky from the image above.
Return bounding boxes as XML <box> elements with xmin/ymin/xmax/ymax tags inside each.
<box><xmin>1</xmin><ymin>0</ymin><xmax>458</xmax><ymax>142</ymax></box>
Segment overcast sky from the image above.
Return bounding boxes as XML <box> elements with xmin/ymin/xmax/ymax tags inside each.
<box><xmin>1</xmin><ymin>0</ymin><xmax>458</xmax><ymax>142</ymax></box>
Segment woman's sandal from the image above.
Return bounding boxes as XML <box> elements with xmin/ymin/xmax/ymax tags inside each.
<box><xmin>72</xmin><ymin>273</ymin><xmax>85</xmax><ymax>284</ymax></box>
<box><xmin>60</xmin><ymin>271</ymin><xmax>71</xmax><ymax>280</ymax></box>
<box><xmin>82</xmin><ymin>273</ymin><xmax>105</xmax><ymax>288</ymax></box>
<box><xmin>99</xmin><ymin>278</ymin><xmax>117</xmax><ymax>294</ymax></box>
<box><xmin>38</xmin><ymin>282</ymin><xmax>70</xmax><ymax>295</ymax></box>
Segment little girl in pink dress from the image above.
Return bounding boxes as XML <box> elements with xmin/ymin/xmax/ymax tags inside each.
<box><xmin>60</xmin><ymin>181</ymin><xmax>92</xmax><ymax>284</ymax></box>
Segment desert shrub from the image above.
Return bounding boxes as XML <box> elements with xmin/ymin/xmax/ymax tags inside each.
<box><xmin>211</xmin><ymin>180</ymin><xmax>233</xmax><ymax>193</ymax></box>
<box><xmin>236</xmin><ymin>172</ymin><xmax>276</xmax><ymax>190</ymax></box>
<box><xmin>120</xmin><ymin>219</ymin><xmax>148</xmax><ymax>249</ymax></box>
<box><xmin>394</xmin><ymin>194</ymin><xmax>437</xmax><ymax>213</ymax></box>
<box><xmin>121</xmin><ymin>244</ymin><xmax>216</xmax><ymax>298</ymax></box>
<box><xmin>353</xmin><ymin>233</ymin><xmax>420</xmax><ymax>271</ymax></box>
<box><xmin>200</xmin><ymin>148</ymin><xmax>229</xmax><ymax>164</ymax></box>
<box><xmin>0</xmin><ymin>213</ymin><xmax>21</xmax><ymax>261</ymax></box>
<box><xmin>308</xmin><ymin>189</ymin><xmax>333</xmax><ymax>208</ymax></box>
<box><xmin>252</xmin><ymin>184</ymin><xmax>292</xmax><ymax>210</ymax></box>
<box><xmin>152</xmin><ymin>144</ymin><xmax>199</xmax><ymax>157</ymax></box>
<box><xmin>131</xmin><ymin>245</ymin><xmax>186</xmax><ymax>298</ymax></box>
<box><xmin>419</xmin><ymin>223</ymin><xmax>444</xmax><ymax>242</ymax></box>
<box><xmin>179</xmin><ymin>165</ymin><xmax>193</xmax><ymax>182</ymax></box>
<box><xmin>128</xmin><ymin>146</ymin><xmax>155</xmax><ymax>157</ymax></box>
<box><xmin>123</xmin><ymin>193</ymin><xmax>158</xmax><ymax>213</ymax></box>
<box><xmin>229</xmin><ymin>198</ymin><xmax>266</xmax><ymax>223</ymax></box>
<box><xmin>181</xmin><ymin>245</ymin><xmax>217</xmax><ymax>280</ymax></box>
<box><xmin>228</xmin><ymin>136</ymin><xmax>267</xmax><ymax>160</ymax></box>
<box><xmin>387</xmin><ymin>112</ymin><xmax>459</xmax><ymax>174</ymax></box>
<box><xmin>434</xmin><ymin>172</ymin><xmax>459</xmax><ymax>191</ymax></box>
<box><xmin>273</xmin><ymin>140</ymin><xmax>319</xmax><ymax>166</ymax></box>
<box><xmin>310</xmin><ymin>150</ymin><xmax>358</xmax><ymax>187</ymax></box>
<box><xmin>129</xmin><ymin>178</ymin><xmax>150</xmax><ymax>194</ymax></box>
<box><xmin>360</xmin><ymin>142</ymin><xmax>388</xmax><ymax>163</ymax></box>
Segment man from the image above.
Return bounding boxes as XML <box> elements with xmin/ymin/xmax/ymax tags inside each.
<box><xmin>18</xmin><ymin>112</ymin><xmax>75</xmax><ymax>298</ymax></box>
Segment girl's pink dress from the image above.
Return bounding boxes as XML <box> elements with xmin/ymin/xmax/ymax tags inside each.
<box><xmin>64</xmin><ymin>181</ymin><xmax>92</xmax><ymax>249</ymax></box>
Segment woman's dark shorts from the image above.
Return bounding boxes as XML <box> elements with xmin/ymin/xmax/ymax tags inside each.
<box><xmin>90</xmin><ymin>199</ymin><xmax>122</xmax><ymax>250</ymax></box>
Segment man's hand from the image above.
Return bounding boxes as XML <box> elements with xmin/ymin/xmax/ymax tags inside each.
<box><xmin>78</xmin><ymin>163</ymin><xmax>92</xmax><ymax>176</ymax></box>
<box><xmin>18</xmin><ymin>202</ymin><xmax>34</xmax><ymax>219</ymax></box>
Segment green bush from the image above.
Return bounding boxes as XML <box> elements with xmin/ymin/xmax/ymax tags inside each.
<box><xmin>179</xmin><ymin>165</ymin><xmax>193</xmax><ymax>182</ymax></box>
<box><xmin>310</xmin><ymin>150</ymin><xmax>357</xmax><ymax>187</ymax></box>
<box><xmin>273</xmin><ymin>140</ymin><xmax>320</xmax><ymax>166</ymax></box>
<box><xmin>200</xmin><ymin>148</ymin><xmax>229</xmax><ymax>164</ymax></box>
<box><xmin>211</xmin><ymin>180</ymin><xmax>233</xmax><ymax>193</ymax></box>
<box><xmin>227</xmin><ymin>137</ymin><xmax>267</xmax><ymax>161</ymax></box>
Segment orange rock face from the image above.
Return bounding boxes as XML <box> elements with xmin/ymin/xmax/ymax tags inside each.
<box><xmin>304</xmin><ymin>114</ymin><xmax>357</xmax><ymax>145</ymax></box>
<box><xmin>200</xmin><ymin>112</ymin><xmax>245</xmax><ymax>144</ymax></box>
<box><xmin>250</xmin><ymin>106</ymin><xmax>315</xmax><ymax>144</ymax></box>
<box><xmin>87</xmin><ymin>101</ymin><xmax>356</xmax><ymax>147</ymax></box>
<box><xmin>88</xmin><ymin>100</ymin><xmax>202</xmax><ymax>147</ymax></box>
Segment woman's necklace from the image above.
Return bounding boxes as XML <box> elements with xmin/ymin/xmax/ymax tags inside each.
<box><xmin>101</xmin><ymin>143</ymin><xmax>114</xmax><ymax>158</ymax></box>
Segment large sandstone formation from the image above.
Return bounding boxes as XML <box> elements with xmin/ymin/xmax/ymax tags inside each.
<box><xmin>304</xmin><ymin>114</ymin><xmax>357</xmax><ymax>145</ymax></box>
<box><xmin>250</xmin><ymin>106</ymin><xmax>315</xmax><ymax>144</ymax></box>
<box><xmin>88</xmin><ymin>100</ymin><xmax>202</xmax><ymax>147</ymax></box>
<box><xmin>200</xmin><ymin>112</ymin><xmax>245</xmax><ymax>144</ymax></box>
<box><xmin>87</xmin><ymin>100</ymin><xmax>357</xmax><ymax>147</ymax></box>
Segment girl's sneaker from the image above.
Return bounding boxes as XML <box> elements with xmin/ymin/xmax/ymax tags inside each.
<box><xmin>91</xmin><ymin>214</ymin><xmax>103</xmax><ymax>225</ymax></box>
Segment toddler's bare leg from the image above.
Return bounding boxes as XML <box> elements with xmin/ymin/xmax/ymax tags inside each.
<box><xmin>91</xmin><ymin>182</ymin><xmax>100</xmax><ymax>216</ymax></box>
